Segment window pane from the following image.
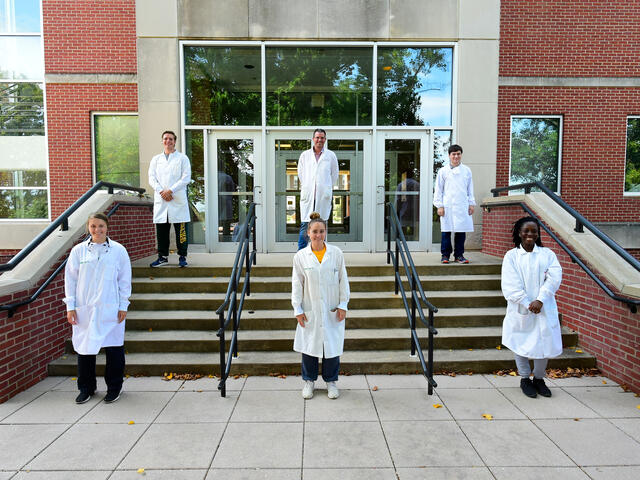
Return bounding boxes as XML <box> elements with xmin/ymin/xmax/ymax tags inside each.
<box><xmin>510</xmin><ymin>117</ymin><xmax>560</xmax><ymax>192</ymax></box>
<box><xmin>185</xmin><ymin>129</ymin><xmax>205</xmax><ymax>244</ymax></box>
<box><xmin>0</xmin><ymin>169</ymin><xmax>46</xmax><ymax>187</ymax></box>
<box><xmin>184</xmin><ymin>46</ymin><xmax>261</xmax><ymax>126</ymax></box>
<box><xmin>266</xmin><ymin>47</ymin><xmax>373</xmax><ymax>126</ymax></box>
<box><xmin>377</xmin><ymin>47</ymin><xmax>453</xmax><ymax>126</ymax></box>
<box><xmin>0</xmin><ymin>37</ymin><xmax>43</xmax><ymax>80</ymax></box>
<box><xmin>626</xmin><ymin>118</ymin><xmax>640</xmax><ymax>193</ymax></box>
<box><xmin>0</xmin><ymin>0</ymin><xmax>41</xmax><ymax>33</ymax></box>
<box><xmin>433</xmin><ymin>130</ymin><xmax>452</xmax><ymax>244</ymax></box>
<box><xmin>0</xmin><ymin>188</ymin><xmax>47</xmax><ymax>218</ymax></box>
<box><xmin>94</xmin><ymin>115</ymin><xmax>140</xmax><ymax>187</ymax></box>
<box><xmin>0</xmin><ymin>82</ymin><xmax>44</xmax><ymax>135</ymax></box>
<box><xmin>385</xmin><ymin>139</ymin><xmax>421</xmax><ymax>241</ymax></box>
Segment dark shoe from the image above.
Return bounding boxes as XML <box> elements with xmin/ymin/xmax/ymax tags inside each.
<box><xmin>441</xmin><ymin>256</ymin><xmax>450</xmax><ymax>264</ymax></box>
<box><xmin>75</xmin><ymin>391</ymin><xmax>93</xmax><ymax>404</ymax></box>
<box><xmin>455</xmin><ymin>256</ymin><xmax>470</xmax><ymax>264</ymax></box>
<box><xmin>150</xmin><ymin>256</ymin><xmax>168</xmax><ymax>267</ymax></box>
<box><xmin>520</xmin><ymin>378</ymin><xmax>537</xmax><ymax>398</ymax></box>
<box><xmin>104</xmin><ymin>391</ymin><xmax>121</xmax><ymax>403</ymax></box>
<box><xmin>532</xmin><ymin>377</ymin><xmax>552</xmax><ymax>397</ymax></box>
<box><xmin>178</xmin><ymin>255</ymin><xmax>188</xmax><ymax>268</ymax></box>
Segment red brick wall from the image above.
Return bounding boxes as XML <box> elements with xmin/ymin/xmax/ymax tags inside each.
<box><xmin>0</xmin><ymin>203</ymin><xmax>155</xmax><ymax>403</ymax></box>
<box><xmin>42</xmin><ymin>0</ymin><xmax>136</xmax><ymax>74</ymax></box>
<box><xmin>482</xmin><ymin>205</ymin><xmax>640</xmax><ymax>393</ymax></box>
<box><xmin>500</xmin><ymin>0</ymin><xmax>640</xmax><ymax>77</ymax></box>
<box><xmin>46</xmin><ymin>83</ymin><xmax>138</xmax><ymax>218</ymax></box>
<box><xmin>497</xmin><ymin>87</ymin><xmax>640</xmax><ymax>222</ymax></box>
<box><xmin>0</xmin><ymin>250</ymin><xmax>19</xmax><ymax>264</ymax></box>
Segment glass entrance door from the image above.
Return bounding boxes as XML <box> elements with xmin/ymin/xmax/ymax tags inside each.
<box><xmin>206</xmin><ymin>131</ymin><xmax>262</xmax><ymax>252</ymax></box>
<box><xmin>376</xmin><ymin>130</ymin><xmax>431</xmax><ymax>251</ymax></box>
<box><xmin>266</xmin><ymin>131</ymin><xmax>372</xmax><ymax>252</ymax></box>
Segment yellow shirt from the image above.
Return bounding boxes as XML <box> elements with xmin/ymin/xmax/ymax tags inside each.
<box><xmin>312</xmin><ymin>245</ymin><xmax>326</xmax><ymax>264</ymax></box>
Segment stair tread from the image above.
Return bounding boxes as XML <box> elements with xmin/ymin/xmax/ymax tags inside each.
<box><xmin>132</xmin><ymin>274</ymin><xmax>501</xmax><ymax>284</ymax></box>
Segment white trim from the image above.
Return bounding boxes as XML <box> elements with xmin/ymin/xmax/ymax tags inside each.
<box><xmin>624</xmin><ymin>115</ymin><xmax>640</xmax><ymax>196</ymax></box>
<box><xmin>90</xmin><ymin>112</ymin><xmax>139</xmax><ymax>185</ymax></box>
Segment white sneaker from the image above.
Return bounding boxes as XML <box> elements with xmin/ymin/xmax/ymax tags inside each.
<box><xmin>327</xmin><ymin>381</ymin><xmax>339</xmax><ymax>399</ymax></box>
<box><xmin>302</xmin><ymin>380</ymin><xmax>314</xmax><ymax>399</ymax></box>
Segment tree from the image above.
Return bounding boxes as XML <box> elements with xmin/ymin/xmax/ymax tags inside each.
<box><xmin>510</xmin><ymin>118</ymin><xmax>560</xmax><ymax>191</ymax></box>
<box><xmin>626</xmin><ymin>118</ymin><xmax>640</xmax><ymax>192</ymax></box>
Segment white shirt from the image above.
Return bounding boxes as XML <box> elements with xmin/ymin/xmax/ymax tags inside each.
<box><xmin>297</xmin><ymin>147</ymin><xmax>338</xmax><ymax>222</ymax></box>
<box><xmin>148</xmin><ymin>150</ymin><xmax>192</xmax><ymax>224</ymax></box>
<box><xmin>433</xmin><ymin>163</ymin><xmax>475</xmax><ymax>232</ymax></box>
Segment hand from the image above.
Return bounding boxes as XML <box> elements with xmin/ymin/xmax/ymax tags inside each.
<box><xmin>528</xmin><ymin>300</ymin><xmax>543</xmax><ymax>314</ymax></box>
<box><xmin>296</xmin><ymin>313</ymin><xmax>307</xmax><ymax>327</ymax></box>
<box><xmin>67</xmin><ymin>310</ymin><xmax>78</xmax><ymax>325</ymax></box>
<box><xmin>468</xmin><ymin>205</ymin><xmax>475</xmax><ymax>215</ymax></box>
<box><xmin>336</xmin><ymin>308</ymin><xmax>346</xmax><ymax>321</ymax></box>
<box><xmin>118</xmin><ymin>310</ymin><xmax>127</xmax><ymax>323</ymax></box>
<box><xmin>437</xmin><ymin>207</ymin><xmax>444</xmax><ymax>217</ymax></box>
<box><xmin>160</xmin><ymin>189</ymin><xmax>173</xmax><ymax>201</ymax></box>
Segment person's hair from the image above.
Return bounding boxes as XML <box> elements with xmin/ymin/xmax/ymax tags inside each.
<box><xmin>448</xmin><ymin>144</ymin><xmax>463</xmax><ymax>154</ymax></box>
<box><xmin>86</xmin><ymin>212</ymin><xmax>109</xmax><ymax>233</ymax></box>
<box><xmin>512</xmin><ymin>216</ymin><xmax>543</xmax><ymax>248</ymax></box>
<box><xmin>312</xmin><ymin>128</ymin><xmax>327</xmax><ymax>137</ymax></box>
<box><xmin>161</xmin><ymin>130</ymin><xmax>177</xmax><ymax>141</ymax></box>
<box><xmin>307</xmin><ymin>212</ymin><xmax>327</xmax><ymax>231</ymax></box>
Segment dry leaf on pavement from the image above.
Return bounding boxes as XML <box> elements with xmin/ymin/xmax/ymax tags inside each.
<box><xmin>481</xmin><ymin>414</ymin><xmax>493</xmax><ymax>420</ymax></box>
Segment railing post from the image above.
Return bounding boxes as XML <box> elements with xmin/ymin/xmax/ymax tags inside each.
<box><xmin>386</xmin><ymin>203</ymin><xmax>391</xmax><ymax>264</ymax></box>
<box><xmin>428</xmin><ymin>309</ymin><xmax>434</xmax><ymax>396</ymax></box>
<box><xmin>245</xmin><ymin>225</ymin><xmax>251</xmax><ymax>297</ymax></box>
<box><xmin>61</xmin><ymin>218</ymin><xmax>68</xmax><ymax>231</ymax></box>
<box><xmin>218</xmin><ymin>310</ymin><xmax>226</xmax><ymax>398</ymax></box>
<box><xmin>410</xmin><ymin>279</ymin><xmax>416</xmax><ymax>357</ymax></box>
<box><xmin>574</xmin><ymin>220</ymin><xmax>584</xmax><ymax>233</ymax></box>
<box><xmin>232</xmin><ymin>277</ymin><xmax>239</xmax><ymax>359</ymax></box>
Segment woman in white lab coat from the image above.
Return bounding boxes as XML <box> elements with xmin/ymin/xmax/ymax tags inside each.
<box><xmin>64</xmin><ymin>213</ymin><xmax>131</xmax><ymax>404</ymax></box>
<box><xmin>292</xmin><ymin>212</ymin><xmax>350</xmax><ymax>400</ymax></box>
<box><xmin>501</xmin><ymin>216</ymin><xmax>562</xmax><ymax>399</ymax></box>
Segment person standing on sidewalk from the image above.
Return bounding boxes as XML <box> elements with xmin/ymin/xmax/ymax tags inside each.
<box><xmin>292</xmin><ymin>212</ymin><xmax>350</xmax><ymax>399</ymax></box>
<box><xmin>433</xmin><ymin>144</ymin><xmax>475</xmax><ymax>264</ymax></box>
<box><xmin>64</xmin><ymin>213</ymin><xmax>132</xmax><ymax>404</ymax></box>
<box><xmin>297</xmin><ymin>129</ymin><xmax>338</xmax><ymax>250</ymax></box>
<box><xmin>148</xmin><ymin>130</ymin><xmax>191</xmax><ymax>267</ymax></box>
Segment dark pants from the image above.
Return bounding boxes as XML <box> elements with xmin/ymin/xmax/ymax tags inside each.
<box><xmin>156</xmin><ymin>221</ymin><xmax>188</xmax><ymax>257</ymax></box>
<box><xmin>298</xmin><ymin>222</ymin><xmax>309</xmax><ymax>250</ymax></box>
<box><xmin>301</xmin><ymin>353</ymin><xmax>340</xmax><ymax>382</ymax></box>
<box><xmin>441</xmin><ymin>232</ymin><xmax>466</xmax><ymax>259</ymax></box>
<box><xmin>77</xmin><ymin>345</ymin><xmax>125</xmax><ymax>395</ymax></box>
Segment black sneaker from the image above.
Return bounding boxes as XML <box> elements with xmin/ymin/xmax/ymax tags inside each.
<box><xmin>532</xmin><ymin>377</ymin><xmax>552</xmax><ymax>397</ymax></box>
<box><xmin>150</xmin><ymin>256</ymin><xmax>168</xmax><ymax>267</ymax></box>
<box><xmin>455</xmin><ymin>256</ymin><xmax>470</xmax><ymax>264</ymax></box>
<box><xmin>104</xmin><ymin>391</ymin><xmax>121</xmax><ymax>403</ymax></box>
<box><xmin>178</xmin><ymin>255</ymin><xmax>188</xmax><ymax>267</ymax></box>
<box><xmin>520</xmin><ymin>378</ymin><xmax>537</xmax><ymax>398</ymax></box>
<box><xmin>75</xmin><ymin>391</ymin><xmax>93</xmax><ymax>404</ymax></box>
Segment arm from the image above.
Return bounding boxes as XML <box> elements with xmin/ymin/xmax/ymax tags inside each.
<box><xmin>117</xmin><ymin>246</ymin><xmax>132</xmax><ymax>322</ymax></box>
<box><xmin>466</xmin><ymin>167</ymin><xmax>476</xmax><ymax>215</ymax></box>
<box><xmin>297</xmin><ymin>152</ymin><xmax>306</xmax><ymax>186</ymax></box>
<box><xmin>169</xmin><ymin>154</ymin><xmax>192</xmax><ymax>194</ymax></box>
<box><xmin>336</xmin><ymin>251</ymin><xmax>350</xmax><ymax>321</ymax></box>
<box><xmin>291</xmin><ymin>255</ymin><xmax>306</xmax><ymax>325</ymax></box>
<box><xmin>433</xmin><ymin>169</ymin><xmax>445</xmax><ymax>215</ymax></box>
<box><xmin>64</xmin><ymin>247</ymin><xmax>79</xmax><ymax>324</ymax></box>
<box><xmin>536</xmin><ymin>249</ymin><xmax>562</xmax><ymax>304</ymax></box>
<box><xmin>148</xmin><ymin>156</ymin><xmax>163</xmax><ymax>194</ymax></box>
<box><xmin>330</xmin><ymin>153</ymin><xmax>338</xmax><ymax>186</ymax></box>
<box><xmin>501</xmin><ymin>251</ymin><xmax>532</xmax><ymax>308</ymax></box>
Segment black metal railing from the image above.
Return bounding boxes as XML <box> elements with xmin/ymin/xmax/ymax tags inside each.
<box><xmin>0</xmin><ymin>182</ymin><xmax>147</xmax><ymax>318</ymax></box>
<box><xmin>490</xmin><ymin>181</ymin><xmax>640</xmax><ymax>313</ymax></box>
<box><xmin>385</xmin><ymin>203</ymin><xmax>438</xmax><ymax>395</ymax></box>
<box><xmin>215</xmin><ymin>203</ymin><xmax>257</xmax><ymax>397</ymax></box>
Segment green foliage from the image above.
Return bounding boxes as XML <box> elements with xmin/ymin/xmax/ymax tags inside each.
<box><xmin>626</xmin><ymin>118</ymin><xmax>640</xmax><ymax>192</ymax></box>
<box><xmin>0</xmin><ymin>82</ymin><xmax>44</xmax><ymax>135</ymax></box>
<box><xmin>0</xmin><ymin>189</ymin><xmax>47</xmax><ymax>219</ymax></box>
<box><xmin>510</xmin><ymin>118</ymin><xmax>560</xmax><ymax>191</ymax></box>
<box><xmin>94</xmin><ymin>115</ymin><xmax>140</xmax><ymax>187</ymax></box>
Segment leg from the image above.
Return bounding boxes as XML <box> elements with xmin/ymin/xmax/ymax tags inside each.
<box><xmin>104</xmin><ymin>346</ymin><xmax>125</xmax><ymax>395</ymax></box>
<box><xmin>298</xmin><ymin>222</ymin><xmax>309</xmax><ymax>250</ymax></box>
<box><xmin>320</xmin><ymin>355</ymin><xmax>340</xmax><ymax>383</ymax></box>
<box><xmin>156</xmin><ymin>222</ymin><xmax>171</xmax><ymax>257</ymax></box>
<box><xmin>173</xmin><ymin>222</ymin><xmax>189</xmax><ymax>257</ymax></box>
<box><xmin>514</xmin><ymin>353</ymin><xmax>532</xmax><ymax>377</ymax></box>
<box><xmin>441</xmin><ymin>232</ymin><xmax>452</xmax><ymax>258</ymax></box>
<box><xmin>301</xmin><ymin>353</ymin><xmax>319</xmax><ymax>381</ymax></box>
<box><xmin>77</xmin><ymin>354</ymin><xmax>97</xmax><ymax>394</ymax></box>
<box><xmin>532</xmin><ymin>358</ymin><xmax>549</xmax><ymax>379</ymax></box>
<box><xmin>453</xmin><ymin>232</ymin><xmax>466</xmax><ymax>259</ymax></box>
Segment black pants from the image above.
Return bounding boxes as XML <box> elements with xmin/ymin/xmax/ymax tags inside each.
<box><xmin>77</xmin><ymin>346</ymin><xmax>125</xmax><ymax>395</ymax></box>
<box><xmin>156</xmin><ymin>221</ymin><xmax>188</xmax><ymax>257</ymax></box>
<box><xmin>441</xmin><ymin>232</ymin><xmax>466</xmax><ymax>259</ymax></box>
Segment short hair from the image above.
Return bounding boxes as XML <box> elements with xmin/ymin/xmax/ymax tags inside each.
<box><xmin>448</xmin><ymin>144</ymin><xmax>463</xmax><ymax>154</ymax></box>
<box><xmin>161</xmin><ymin>130</ymin><xmax>177</xmax><ymax>141</ymax></box>
<box><xmin>313</xmin><ymin>128</ymin><xmax>327</xmax><ymax>137</ymax></box>
<box><xmin>512</xmin><ymin>216</ymin><xmax>543</xmax><ymax>248</ymax></box>
<box><xmin>307</xmin><ymin>212</ymin><xmax>327</xmax><ymax>231</ymax></box>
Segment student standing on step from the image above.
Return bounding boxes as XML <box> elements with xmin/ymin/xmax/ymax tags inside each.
<box><xmin>149</xmin><ymin>130</ymin><xmax>191</xmax><ymax>268</ymax></box>
<box><xmin>292</xmin><ymin>212</ymin><xmax>350</xmax><ymax>399</ymax></box>
<box><xmin>64</xmin><ymin>213</ymin><xmax>132</xmax><ymax>404</ymax></box>
<box><xmin>433</xmin><ymin>144</ymin><xmax>475</xmax><ymax>264</ymax></box>
<box><xmin>501</xmin><ymin>216</ymin><xmax>562</xmax><ymax>398</ymax></box>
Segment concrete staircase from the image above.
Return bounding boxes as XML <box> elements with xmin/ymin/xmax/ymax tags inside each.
<box><xmin>48</xmin><ymin>255</ymin><xmax>596</xmax><ymax>376</ymax></box>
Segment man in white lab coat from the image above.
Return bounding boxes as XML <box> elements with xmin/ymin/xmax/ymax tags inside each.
<box><xmin>148</xmin><ymin>130</ymin><xmax>192</xmax><ymax>267</ymax></box>
<box><xmin>297</xmin><ymin>129</ymin><xmax>338</xmax><ymax>250</ymax></box>
<box><xmin>433</xmin><ymin>144</ymin><xmax>476</xmax><ymax>264</ymax></box>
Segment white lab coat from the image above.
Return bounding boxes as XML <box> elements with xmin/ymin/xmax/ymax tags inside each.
<box><xmin>292</xmin><ymin>243</ymin><xmax>350</xmax><ymax>358</ymax></box>
<box><xmin>297</xmin><ymin>148</ymin><xmax>338</xmax><ymax>222</ymax></box>
<box><xmin>501</xmin><ymin>245</ymin><xmax>563</xmax><ymax>359</ymax></box>
<box><xmin>148</xmin><ymin>150</ymin><xmax>192</xmax><ymax>224</ymax></box>
<box><xmin>433</xmin><ymin>163</ymin><xmax>475</xmax><ymax>232</ymax></box>
<box><xmin>64</xmin><ymin>238</ymin><xmax>132</xmax><ymax>355</ymax></box>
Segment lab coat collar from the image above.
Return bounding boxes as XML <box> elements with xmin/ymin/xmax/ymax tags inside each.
<box><xmin>304</xmin><ymin>241</ymin><xmax>328</xmax><ymax>256</ymax></box>
<box><xmin>516</xmin><ymin>244</ymin><xmax>540</xmax><ymax>255</ymax></box>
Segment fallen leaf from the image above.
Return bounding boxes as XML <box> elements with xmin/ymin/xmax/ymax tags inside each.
<box><xmin>602</xmin><ymin>380</ymin><xmax>607</xmax><ymax>384</ymax></box>
<box><xmin>137</xmin><ymin>468</ymin><xmax>145</xmax><ymax>474</ymax></box>
<box><xmin>481</xmin><ymin>414</ymin><xmax>493</xmax><ymax>420</ymax></box>
<box><xmin>128</xmin><ymin>420</ymin><xmax>135</xmax><ymax>425</ymax></box>
<box><xmin>149</xmin><ymin>276</ymin><xmax>154</xmax><ymax>280</ymax></box>
<box><xmin>509</xmin><ymin>372</ymin><xmax>517</xmax><ymax>376</ymax></box>
<box><xmin>637</xmin><ymin>405</ymin><xmax>640</xmax><ymax>410</ymax></box>
<box><xmin>197</xmin><ymin>390</ymin><xmax>202</xmax><ymax>393</ymax></box>
<box><xmin>467</xmin><ymin>348</ymin><xmax>473</xmax><ymax>351</ymax></box>
<box><xmin>208</xmin><ymin>374</ymin><xmax>214</xmax><ymax>378</ymax></box>
<box><xmin>71</xmin><ymin>377</ymin><xmax>77</xmax><ymax>381</ymax></box>
<box><xmin>496</xmin><ymin>345</ymin><xmax>502</xmax><ymax>350</ymax></box>
<box><xmin>573</xmin><ymin>418</ymin><xmax>580</xmax><ymax>421</ymax></box>
<box><xmin>433</xmin><ymin>403</ymin><xmax>443</xmax><ymax>408</ymax></box>
<box><xmin>372</xmin><ymin>386</ymin><xmax>379</xmax><ymax>391</ymax></box>
<box><xmin>148</xmin><ymin>328</ymin><xmax>153</xmax><ymax>332</ymax></box>
<box><xmin>575</xmin><ymin>349</ymin><xmax>583</xmax><ymax>353</ymax></box>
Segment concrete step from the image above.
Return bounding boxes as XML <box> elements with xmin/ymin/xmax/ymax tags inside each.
<box><xmin>131</xmin><ymin>274</ymin><xmax>502</xmax><ymax>294</ymax></box>
<box><xmin>128</xmin><ymin>290</ymin><xmax>507</xmax><ymax>311</ymax></box>
<box><xmin>48</xmin><ymin>347</ymin><xmax>596</xmax><ymax>376</ymax></box>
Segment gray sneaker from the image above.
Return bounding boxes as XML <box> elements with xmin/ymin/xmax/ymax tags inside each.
<box><xmin>302</xmin><ymin>380</ymin><xmax>314</xmax><ymax>399</ymax></box>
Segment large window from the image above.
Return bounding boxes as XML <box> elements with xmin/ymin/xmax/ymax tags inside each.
<box><xmin>0</xmin><ymin>0</ymin><xmax>47</xmax><ymax>220</ymax></box>
<box><xmin>509</xmin><ymin>116</ymin><xmax>562</xmax><ymax>193</ymax></box>
<box><xmin>93</xmin><ymin>114</ymin><xmax>140</xmax><ymax>186</ymax></box>
<box><xmin>625</xmin><ymin>117</ymin><xmax>640</xmax><ymax>194</ymax></box>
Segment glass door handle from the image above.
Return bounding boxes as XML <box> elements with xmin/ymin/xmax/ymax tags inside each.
<box><xmin>254</xmin><ymin>185</ymin><xmax>262</xmax><ymax>205</ymax></box>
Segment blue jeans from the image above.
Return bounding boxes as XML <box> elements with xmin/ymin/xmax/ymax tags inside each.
<box><xmin>441</xmin><ymin>232</ymin><xmax>466</xmax><ymax>259</ymax></box>
<box><xmin>298</xmin><ymin>222</ymin><xmax>309</xmax><ymax>250</ymax></box>
<box><xmin>301</xmin><ymin>353</ymin><xmax>340</xmax><ymax>382</ymax></box>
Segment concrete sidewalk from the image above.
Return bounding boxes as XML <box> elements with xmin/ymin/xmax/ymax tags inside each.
<box><xmin>1</xmin><ymin>374</ymin><xmax>639</xmax><ymax>479</ymax></box>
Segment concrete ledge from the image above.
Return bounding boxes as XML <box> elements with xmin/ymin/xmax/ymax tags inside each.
<box><xmin>482</xmin><ymin>193</ymin><xmax>640</xmax><ymax>299</ymax></box>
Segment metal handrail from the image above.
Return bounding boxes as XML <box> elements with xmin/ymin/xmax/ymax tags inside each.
<box><xmin>489</xmin><ymin>182</ymin><xmax>639</xmax><ymax>313</ymax></box>
<box><xmin>0</xmin><ymin>181</ymin><xmax>145</xmax><ymax>273</ymax></box>
<box><xmin>215</xmin><ymin>203</ymin><xmax>257</xmax><ymax>397</ymax></box>
<box><xmin>0</xmin><ymin>194</ymin><xmax>150</xmax><ymax>318</ymax></box>
<box><xmin>385</xmin><ymin>203</ymin><xmax>438</xmax><ymax>395</ymax></box>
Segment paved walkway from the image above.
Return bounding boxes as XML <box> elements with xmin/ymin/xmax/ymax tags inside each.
<box><xmin>1</xmin><ymin>374</ymin><xmax>639</xmax><ymax>479</ymax></box>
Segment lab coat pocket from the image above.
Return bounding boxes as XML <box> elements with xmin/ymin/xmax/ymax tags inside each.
<box><xmin>511</xmin><ymin>311</ymin><xmax>532</xmax><ymax>332</ymax></box>
<box><xmin>300</xmin><ymin>187</ymin><xmax>311</xmax><ymax>203</ymax></box>
<box><xmin>74</xmin><ymin>304</ymin><xmax>92</xmax><ymax>327</ymax></box>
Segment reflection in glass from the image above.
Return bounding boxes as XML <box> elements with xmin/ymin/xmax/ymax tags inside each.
<box><xmin>0</xmin><ymin>170</ymin><xmax>46</xmax><ymax>187</ymax></box>
<box><xmin>626</xmin><ymin>118</ymin><xmax>640</xmax><ymax>193</ymax></box>
<box><xmin>432</xmin><ymin>130</ymin><xmax>452</xmax><ymax>243</ymax></box>
<box><xmin>0</xmin><ymin>188</ymin><xmax>47</xmax><ymax>218</ymax></box>
<box><xmin>385</xmin><ymin>139</ymin><xmax>421</xmax><ymax>241</ymax></box>
<box><xmin>510</xmin><ymin>117</ymin><xmax>560</xmax><ymax>192</ymax></box>
<box><xmin>0</xmin><ymin>0</ymin><xmax>41</xmax><ymax>33</ymax></box>
<box><xmin>266</xmin><ymin>47</ymin><xmax>372</xmax><ymax>126</ymax></box>
<box><xmin>377</xmin><ymin>47</ymin><xmax>452</xmax><ymax>126</ymax></box>
<box><xmin>0</xmin><ymin>37</ymin><xmax>43</xmax><ymax>80</ymax></box>
<box><xmin>184</xmin><ymin>46</ymin><xmax>261</xmax><ymax>126</ymax></box>
<box><xmin>217</xmin><ymin>139</ymin><xmax>254</xmax><ymax>242</ymax></box>
<box><xmin>185</xmin><ymin>130</ymin><xmax>205</xmax><ymax>244</ymax></box>
<box><xmin>0</xmin><ymin>83</ymin><xmax>44</xmax><ymax>135</ymax></box>
<box><xmin>94</xmin><ymin>115</ymin><xmax>139</xmax><ymax>186</ymax></box>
